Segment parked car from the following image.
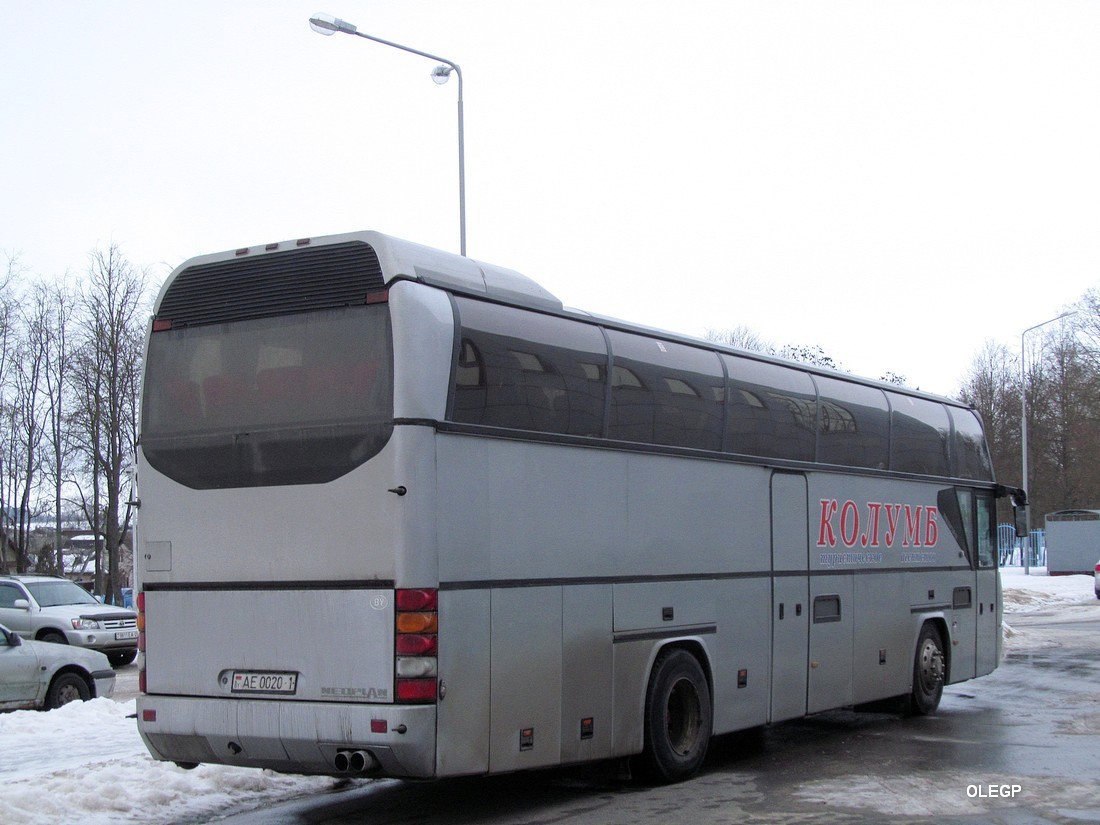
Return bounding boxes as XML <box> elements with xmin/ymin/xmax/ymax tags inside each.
<box><xmin>1094</xmin><ymin>558</ymin><xmax>1099</xmax><ymax>600</ymax></box>
<box><xmin>0</xmin><ymin>623</ymin><xmax>115</xmax><ymax>710</ymax></box>
<box><xmin>0</xmin><ymin>575</ymin><xmax>138</xmax><ymax>667</ymax></box>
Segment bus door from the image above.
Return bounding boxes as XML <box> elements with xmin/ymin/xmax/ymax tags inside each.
<box><xmin>974</xmin><ymin>491</ymin><xmax>999</xmax><ymax>676</ymax></box>
<box><xmin>770</xmin><ymin>472</ymin><xmax>809</xmax><ymax>723</ymax></box>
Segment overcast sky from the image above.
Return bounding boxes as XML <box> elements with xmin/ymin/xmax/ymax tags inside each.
<box><xmin>3</xmin><ymin>1</ymin><xmax>1098</xmax><ymax>395</ymax></box>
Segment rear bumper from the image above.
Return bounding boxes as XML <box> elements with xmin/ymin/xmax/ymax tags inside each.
<box><xmin>136</xmin><ymin>695</ymin><xmax>437</xmax><ymax>778</ymax></box>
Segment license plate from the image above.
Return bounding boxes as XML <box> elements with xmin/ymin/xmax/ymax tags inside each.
<box><xmin>114</xmin><ymin>630</ymin><xmax>139</xmax><ymax>640</ymax></box>
<box><xmin>231</xmin><ymin>671</ymin><xmax>299</xmax><ymax>695</ymax></box>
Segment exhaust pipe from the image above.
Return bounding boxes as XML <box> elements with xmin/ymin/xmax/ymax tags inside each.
<box><xmin>334</xmin><ymin>749</ymin><xmax>379</xmax><ymax>774</ymax></box>
<box><xmin>348</xmin><ymin>750</ymin><xmax>376</xmax><ymax>773</ymax></box>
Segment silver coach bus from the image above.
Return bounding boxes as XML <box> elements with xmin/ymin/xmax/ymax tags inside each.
<box><xmin>135</xmin><ymin>231</ymin><xmax>1025</xmax><ymax>782</ymax></box>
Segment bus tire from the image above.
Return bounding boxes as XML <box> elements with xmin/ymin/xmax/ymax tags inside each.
<box><xmin>640</xmin><ymin>647</ymin><xmax>712</xmax><ymax>783</ymax></box>
<box><xmin>911</xmin><ymin>623</ymin><xmax>945</xmax><ymax>715</ymax></box>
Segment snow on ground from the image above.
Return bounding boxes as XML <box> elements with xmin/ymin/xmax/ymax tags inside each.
<box><xmin>1001</xmin><ymin>567</ymin><xmax>1096</xmax><ymax>613</ymax></box>
<box><xmin>0</xmin><ymin>697</ymin><xmax>338</xmax><ymax>824</ymax></box>
<box><xmin>1001</xmin><ymin>566</ymin><xmax>1098</xmax><ymax>650</ymax></box>
<box><xmin>0</xmin><ymin>567</ymin><xmax>1096</xmax><ymax>825</ymax></box>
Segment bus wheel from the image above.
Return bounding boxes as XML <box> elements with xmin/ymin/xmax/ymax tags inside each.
<box><xmin>641</xmin><ymin>648</ymin><xmax>712</xmax><ymax>782</ymax></box>
<box><xmin>911</xmin><ymin>624</ymin><xmax>945</xmax><ymax>715</ymax></box>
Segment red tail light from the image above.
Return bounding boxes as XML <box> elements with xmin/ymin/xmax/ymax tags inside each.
<box><xmin>395</xmin><ymin>588</ymin><xmax>438</xmax><ymax>703</ymax></box>
<box><xmin>396</xmin><ymin>589</ymin><xmax>438</xmax><ymax>611</ymax></box>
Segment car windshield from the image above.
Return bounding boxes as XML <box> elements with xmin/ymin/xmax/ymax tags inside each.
<box><xmin>25</xmin><ymin>580</ymin><xmax>100</xmax><ymax>607</ymax></box>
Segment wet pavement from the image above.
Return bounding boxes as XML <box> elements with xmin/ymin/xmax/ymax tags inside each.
<box><xmin>220</xmin><ymin>606</ymin><xmax>1100</xmax><ymax>825</ymax></box>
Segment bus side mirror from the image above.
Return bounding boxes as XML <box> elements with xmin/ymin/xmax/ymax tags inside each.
<box><xmin>1004</xmin><ymin>486</ymin><xmax>1029</xmax><ymax>538</ymax></box>
<box><xmin>996</xmin><ymin>485</ymin><xmax>1029</xmax><ymax>538</ymax></box>
<box><xmin>1013</xmin><ymin>505</ymin><xmax>1028</xmax><ymax>539</ymax></box>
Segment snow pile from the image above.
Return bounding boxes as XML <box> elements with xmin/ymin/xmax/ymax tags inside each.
<box><xmin>1001</xmin><ymin>567</ymin><xmax>1095</xmax><ymax>613</ymax></box>
<box><xmin>0</xmin><ymin>698</ymin><xmax>336</xmax><ymax>825</ymax></box>
<box><xmin>1001</xmin><ymin>567</ymin><xmax>1096</xmax><ymax>649</ymax></box>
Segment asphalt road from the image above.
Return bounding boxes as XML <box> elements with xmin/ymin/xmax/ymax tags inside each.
<box><xmin>210</xmin><ymin>604</ymin><xmax>1100</xmax><ymax>825</ymax></box>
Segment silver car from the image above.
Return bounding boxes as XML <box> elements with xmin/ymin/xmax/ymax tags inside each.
<box><xmin>0</xmin><ymin>575</ymin><xmax>138</xmax><ymax>667</ymax></box>
<box><xmin>0</xmin><ymin>623</ymin><xmax>116</xmax><ymax>710</ymax></box>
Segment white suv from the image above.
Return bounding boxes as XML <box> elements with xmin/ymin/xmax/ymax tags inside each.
<box><xmin>0</xmin><ymin>575</ymin><xmax>138</xmax><ymax>667</ymax></box>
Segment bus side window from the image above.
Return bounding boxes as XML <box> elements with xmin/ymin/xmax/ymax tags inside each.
<box><xmin>938</xmin><ymin>486</ymin><xmax>973</xmax><ymax>567</ymax></box>
<box><xmin>606</xmin><ymin>331</ymin><xmax>724</xmax><ymax>450</ymax></box>
<box><xmin>957</xmin><ymin>488</ymin><xmax>976</xmax><ymax>564</ymax></box>
<box><xmin>950</xmin><ymin>407</ymin><xmax>995</xmax><ymax>481</ymax></box>
<box><xmin>976</xmin><ymin>493</ymin><xmax>996</xmax><ymax>568</ymax></box>
<box><xmin>815</xmin><ymin>376</ymin><xmax>889</xmax><ymax>470</ymax></box>
<box><xmin>889</xmin><ymin>393</ymin><xmax>951</xmax><ymax>476</ymax></box>
<box><xmin>450</xmin><ymin>299</ymin><xmax>607</xmax><ymax>438</ymax></box>
<box><xmin>722</xmin><ymin>355</ymin><xmax>816</xmax><ymax>462</ymax></box>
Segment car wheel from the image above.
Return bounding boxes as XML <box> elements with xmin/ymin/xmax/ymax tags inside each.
<box><xmin>108</xmin><ymin>649</ymin><xmax>138</xmax><ymax>667</ymax></box>
<box><xmin>46</xmin><ymin>672</ymin><xmax>91</xmax><ymax>709</ymax></box>
<box><xmin>39</xmin><ymin>631</ymin><xmax>68</xmax><ymax>645</ymax></box>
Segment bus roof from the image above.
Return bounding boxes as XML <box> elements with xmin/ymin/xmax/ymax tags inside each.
<box><xmin>157</xmin><ymin>229</ymin><xmax>974</xmax><ymax>411</ymax></box>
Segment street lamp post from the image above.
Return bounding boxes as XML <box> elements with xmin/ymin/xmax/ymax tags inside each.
<box><xmin>1019</xmin><ymin>310</ymin><xmax>1077</xmax><ymax>574</ymax></box>
<box><xmin>309</xmin><ymin>13</ymin><xmax>466</xmax><ymax>257</ymax></box>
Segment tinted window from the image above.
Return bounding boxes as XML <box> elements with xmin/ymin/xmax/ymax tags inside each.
<box><xmin>0</xmin><ymin>583</ymin><xmax>25</xmax><ymax>609</ymax></box>
<box><xmin>722</xmin><ymin>356</ymin><xmax>817</xmax><ymax>461</ymax></box>
<box><xmin>977</xmin><ymin>493</ymin><xmax>997</xmax><ymax>568</ymax></box>
<box><xmin>888</xmin><ymin>393</ymin><xmax>950</xmax><ymax>475</ymax></box>
<box><xmin>142</xmin><ymin>305</ymin><xmax>393</xmax><ymax>488</ymax></box>
<box><xmin>451</xmin><ymin>299</ymin><xmax>607</xmax><ymax>437</ymax></box>
<box><xmin>607</xmin><ymin>331</ymin><xmax>724</xmax><ymax>450</ymax></box>
<box><xmin>815</xmin><ymin>376</ymin><xmax>889</xmax><ymax>469</ymax></box>
<box><xmin>950</xmin><ymin>407</ymin><xmax>994</xmax><ymax>480</ymax></box>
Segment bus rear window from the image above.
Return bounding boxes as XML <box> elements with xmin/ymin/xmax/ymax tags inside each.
<box><xmin>141</xmin><ymin>305</ymin><xmax>393</xmax><ymax>488</ymax></box>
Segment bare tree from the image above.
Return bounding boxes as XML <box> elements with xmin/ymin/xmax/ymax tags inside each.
<box><xmin>704</xmin><ymin>325</ymin><xmax>773</xmax><ymax>353</ymax></box>
<box><xmin>5</xmin><ymin>281</ymin><xmax>51</xmax><ymax>573</ymax></box>
<box><xmin>704</xmin><ymin>327</ymin><xmax>845</xmax><ymax>372</ymax></box>
<box><xmin>70</xmin><ymin>246</ymin><xmax>147</xmax><ymax>602</ymax></box>
<box><xmin>958</xmin><ymin>340</ymin><xmax>1021</xmax><ymax>522</ymax></box>
<box><xmin>0</xmin><ymin>254</ymin><xmax>18</xmax><ymax>571</ymax></box>
<box><xmin>1025</xmin><ymin>325</ymin><xmax>1099</xmax><ymax>518</ymax></box>
<box><xmin>777</xmin><ymin>343</ymin><xmax>843</xmax><ymax>372</ymax></box>
<box><xmin>37</xmin><ymin>280</ymin><xmax>77</xmax><ymax>573</ymax></box>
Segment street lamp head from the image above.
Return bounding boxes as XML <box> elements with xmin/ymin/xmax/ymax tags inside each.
<box><xmin>430</xmin><ymin>65</ymin><xmax>453</xmax><ymax>85</ymax></box>
<box><xmin>309</xmin><ymin>12</ymin><xmax>357</xmax><ymax>36</ymax></box>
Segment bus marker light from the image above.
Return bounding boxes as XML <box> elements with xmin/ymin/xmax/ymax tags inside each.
<box><xmin>396</xmin><ymin>678</ymin><xmax>437</xmax><ymax>702</ymax></box>
<box><xmin>396</xmin><ymin>589</ymin><xmax>437</xmax><ymax>611</ymax></box>
<box><xmin>396</xmin><ymin>612</ymin><xmax>438</xmax><ymax>633</ymax></box>
<box><xmin>396</xmin><ymin>633</ymin><xmax>438</xmax><ymax>656</ymax></box>
<box><xmin>396</xmin><ymin>656</ymin><xmax>438</xmax><ymax>678</ymax></box>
